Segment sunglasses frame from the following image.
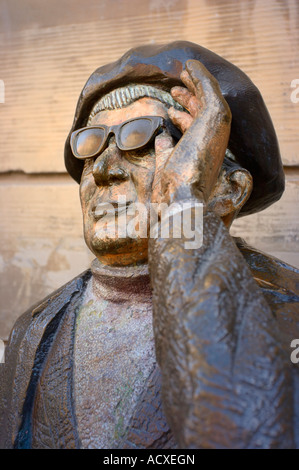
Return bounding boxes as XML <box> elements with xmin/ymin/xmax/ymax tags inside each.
<box><xmin>70</xmin><ymin>115</ymin><xmax>165</xmax><ymax>160</ymax></box>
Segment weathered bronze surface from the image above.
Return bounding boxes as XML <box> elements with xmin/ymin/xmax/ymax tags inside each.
<box><xmin>0</xmin><ymin>41</ymin><xmax>298</xmax><ymax>449</ymax></box>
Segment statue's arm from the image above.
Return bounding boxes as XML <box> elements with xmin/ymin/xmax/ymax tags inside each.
<box><xmin>149</xmin><ymin>60</ymin><xmax>295</xmax><ymax>449</ymax></box>
<box><xmin>148</xmin><ymin>210</ymin><xmax>294</xmax><ymax>448</ymax></box>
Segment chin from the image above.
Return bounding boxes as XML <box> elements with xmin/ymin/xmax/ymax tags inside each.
<box><xmin>86</xmin><ymin>232</ymin><xmax>149</xmax><ymax>265</ymax></box>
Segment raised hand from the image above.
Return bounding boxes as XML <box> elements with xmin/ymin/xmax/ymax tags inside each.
<box><xmin>152</xmin><ymin>59</ymin><xmax>232</xmax><ymax>206</ymax></box>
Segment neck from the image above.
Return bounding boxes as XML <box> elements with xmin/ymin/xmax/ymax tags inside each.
<box><xmin>91</xmin><ymin>258</ymin><xmax>152</xmax><ymax>303</ymax></box>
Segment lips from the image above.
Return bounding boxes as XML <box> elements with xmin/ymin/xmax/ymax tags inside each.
<box><xmin>92</xmin><ymin>201</ymin><xmax>133</xmax><ymax>220</ymax></box>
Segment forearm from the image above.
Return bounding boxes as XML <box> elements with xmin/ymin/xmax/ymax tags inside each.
<box><xmin>148</xmin><ymin>207</ymin><xmax>294</xmax><ymax>448</ymax></box>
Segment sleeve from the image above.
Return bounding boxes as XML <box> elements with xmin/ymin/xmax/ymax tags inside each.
<box><xmin>148</xmin><ymin>205</ymin><xmax>295</xmax><ymax>449</ymax></box>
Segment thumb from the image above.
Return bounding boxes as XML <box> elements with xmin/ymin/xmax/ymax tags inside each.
<box><xmin>154</xmin><ymin>131</ymin><xmax>174</xmax><ymax>175</ymax></box>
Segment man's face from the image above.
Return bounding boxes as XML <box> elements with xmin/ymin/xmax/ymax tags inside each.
<box><xmin>79</xmin><ymin>97</ymin><xmax>171</xmax><ymax>266</ymax></box>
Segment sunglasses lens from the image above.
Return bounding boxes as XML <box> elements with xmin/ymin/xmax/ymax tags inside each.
<box><xmin>119</xmin><ymin>119</ymin><xmax>153</xmax><ymax>150</ymax></box>
<box><xmin>74</xmin><ymin>128</ymin><xmax>105</xmax><ymax>158</ymax></box>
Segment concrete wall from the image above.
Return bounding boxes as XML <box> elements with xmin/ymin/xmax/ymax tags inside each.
<box><xmin>1</xmin><ymin>0</ymin><xmax>299</xmax><ymax>340</ymax></box>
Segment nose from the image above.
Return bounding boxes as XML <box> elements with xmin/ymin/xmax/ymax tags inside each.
<box><xmin>92</xmin><ymin>137</ymin><xmax>129</xmax><ymax>186</ymax></box>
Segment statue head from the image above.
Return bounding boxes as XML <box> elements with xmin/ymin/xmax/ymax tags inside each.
<box><xmin>76</xmin><ymin>85</ymin><xmax>183</xmax><ymax>266</ymax></box>
<box><xmin>64</xmin><ymin>41</ymin><xmax>285</xmax><ymax>266</ymax></box>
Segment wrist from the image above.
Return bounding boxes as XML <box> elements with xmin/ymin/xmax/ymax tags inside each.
<box><xmin>168</xmin><ymin>183</ymin><xmax>205</xmax><ymax>205</ymax></box>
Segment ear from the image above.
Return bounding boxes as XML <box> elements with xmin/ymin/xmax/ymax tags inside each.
<box><xmin>208</xmin><ymin>168</ymin><xmax>253</xmax><ymax>227</ymax></box>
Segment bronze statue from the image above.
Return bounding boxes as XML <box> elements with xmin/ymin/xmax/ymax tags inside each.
<box><xmin>1</xmin><ymin>41</ymin><xmax>298</xmax><ymax>449</ymax></box>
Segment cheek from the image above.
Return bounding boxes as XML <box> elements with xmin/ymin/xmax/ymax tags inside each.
<box><xmin>80</xmin><ymin>161</ymin><xmax>97</xmax><ymax>206</ymax></box>
<box><xmin>130</xmin><ymin>169</ymin><xmax>153</xmax><ymax>204</ymax></box>
<box><xmin>129</xmin><ymin>154</ymin><xmax>156</xmax><ymax>201</ymax></box>
<box><xmin>80</xmin><ymin>175</ymin><xmax>96</xmax><ymax>211</ymax></box>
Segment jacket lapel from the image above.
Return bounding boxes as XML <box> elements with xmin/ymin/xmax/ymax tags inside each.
<box><xmin>12</xmin><ymin>271</ymin><xmax>91</xmax><ymax>448</ymax></box>
<box><xmin>31</xmin><ymin>292</ymin><xmax>81</xmax><ymax>448</ymax></box>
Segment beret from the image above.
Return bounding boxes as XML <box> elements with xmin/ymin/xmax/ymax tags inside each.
<box><xmin>64</xmin><ymin>40</ymin><xmax>284</xmax><ymax>216</ymax></box>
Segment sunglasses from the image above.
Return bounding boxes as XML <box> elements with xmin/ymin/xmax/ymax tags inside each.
<box><xmin>70</xmin><ymin>115</ymin><xmax>181</xmax><ymax>160</ymax></box>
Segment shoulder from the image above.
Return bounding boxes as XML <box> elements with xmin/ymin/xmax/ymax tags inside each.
<box><xmin>0</xmin><ymin>269</ymin><xmax>91</xmax><ymax>448</ymax></box>
<box><xmin>10</xmin><ymin>268</ymin><xmax>92</xmax><ymax>346</ymax></box>
<box><xmin>235</xmin><ymin>237</ymin><xmax>299</xmax><ymax>341</ymax></box>
<box><xmin>234</xmin><ymin>237</ymin><xmax>299</xmax><ymax>297</ymax></box>
<box><xmin>234</xmin><ymin>237</ymin><xmax>299</xmax><ymax>363</ymax></box>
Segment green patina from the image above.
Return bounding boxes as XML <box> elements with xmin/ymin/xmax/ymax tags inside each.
<box><xmin>114</xmin><ymin>379</ymin><xmax>139</xmax><ymax>440</ymax></box>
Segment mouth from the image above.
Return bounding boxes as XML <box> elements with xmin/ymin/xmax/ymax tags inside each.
<box><xmin>92</xmin><ymin>201</ymin><xmax>133</xmax><ymax>220</ymax></box>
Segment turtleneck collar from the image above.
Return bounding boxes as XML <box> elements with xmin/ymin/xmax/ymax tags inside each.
<box><xmin>90</xmin><ymin>258</ymin><xmax>152</xmax><ymax>303</ymax></box>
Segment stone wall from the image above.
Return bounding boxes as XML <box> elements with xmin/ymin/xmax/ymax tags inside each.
<box><xmin>0</xmin><ymin>0</ymin><xmax>298</xmax><ymax>340</ymax></box>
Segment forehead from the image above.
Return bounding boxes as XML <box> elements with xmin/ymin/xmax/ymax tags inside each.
<box><xmin>88</xmin><ymin>97</ymin><xmax>169</xmax><ymax>127</ymax></box>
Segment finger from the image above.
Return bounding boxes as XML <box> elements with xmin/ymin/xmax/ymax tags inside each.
<box><xmin>154</xmin><ymin>131</ymin><xmax>174</xmax><ymax>172</ymax></box>
<box><xmin>180</xmin><ymin>69</ymin><xmax>206</xmax><ymax>111</ymax></box>
<box><xmin>180</xmin><ymin>69</ymin><xmax>204</xmax><ymax>99</ymax></box>
<box><xmin>155</xmin><ymin>130</ymin><xmax>174</xmax><ymax>154</ymax></box>
<box><xmin>171</xmin><ymin>86</ymin><xmax>200</xmax><ymax>117</ymax></box>
<box><xmin>168</xmin><ymin>107</ymin><xmax>193</xmax><ymax>133</ymax></box>
<box><xmin>185</xmin><ymin>59</ymin><xmax>222</xmax><ymax>100</ymax></box>
<box><xmin>170</xmin><ymin>86</ymin><xmax>192</xmax><ymax>108</ymax></box>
